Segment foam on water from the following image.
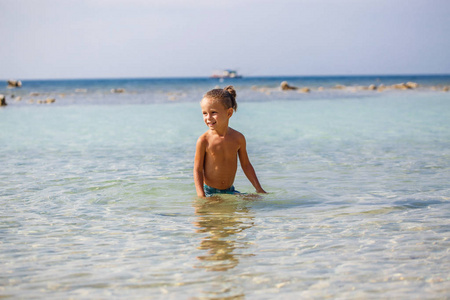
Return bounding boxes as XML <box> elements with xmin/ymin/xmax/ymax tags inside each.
<box><xmin>1</xmin><ymin>88</ymin><xmax>449</xmax><ymax>299</ymax></box>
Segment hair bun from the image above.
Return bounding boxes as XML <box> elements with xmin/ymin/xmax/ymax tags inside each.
<box><xmin>224</xmin><ymin>86</ymin><xmax>237</xmax><ymax>99</ymax></box>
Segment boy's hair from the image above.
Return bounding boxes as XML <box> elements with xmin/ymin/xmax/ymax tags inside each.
<box><xmin>204</xmin><ymin>85</ymin><xmax>237</xmax><ymax>111</ymax></box>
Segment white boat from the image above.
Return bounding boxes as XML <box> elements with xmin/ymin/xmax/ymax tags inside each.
<box><xmin>210</xmin><ymin>70</ymin><xmax>242</xmax><ymax>79</ymax></box>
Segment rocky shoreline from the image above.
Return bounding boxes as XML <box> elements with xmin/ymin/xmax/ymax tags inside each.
<box><xmin>263</xmin><ymin>81</ymin><xmax>449</xmax><ymax>94</ymax></box>
<box><xmin>1</xmin><ymin>79</ymin><xmax>449</xmax><ymax>107</ymax></box>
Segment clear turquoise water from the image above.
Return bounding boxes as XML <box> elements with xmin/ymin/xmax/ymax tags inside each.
<box><xmin>1</xmin><ymin>80</ymin><xmax>450</xmax><ymax>298</ymax></box>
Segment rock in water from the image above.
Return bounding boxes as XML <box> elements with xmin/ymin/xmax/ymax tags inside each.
<box><xmin>405</xmin><ymin>82</ymin><xmax>419</xmax><ymax>89</ymax></box>
<box><xmin>280</xmin><ymin>81</ymin><xmax>298</xmax><ymax>90</ymax></box>
<box><xmin>0</xmin><ymin>94</ymin><xmax>7</xmax><ymax>106</ymax></box>
<box><xmin>391</xmin><ymin>83</ymin><xmax>410</xmax><ymax>90</ymax></box>
<box><xmin>7</xmin><ymin>80</ymin><xmax>22</xmax><ymax>88</ymax></box>
<box><xmin>298</xmin><ymin>87</ymin><xmax>310</xmax><ymax>93</ymax></box>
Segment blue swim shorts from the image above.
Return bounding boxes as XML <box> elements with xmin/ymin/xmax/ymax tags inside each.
<box><xmin>204</xmin><ymin>184</ymin><xmax>241</xmax><ymax>197</ymax></box>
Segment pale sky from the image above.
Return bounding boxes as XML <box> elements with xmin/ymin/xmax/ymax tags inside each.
<box><xmin>1</xmin><ymin>0</ymin><xmax>449</xmax><ymax>80</ymax></box>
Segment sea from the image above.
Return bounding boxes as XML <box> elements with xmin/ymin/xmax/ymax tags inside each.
<box><xmin>1</xmin><ymin>75</ymin><xmax>449</xmax><ymax>299</ymax></box>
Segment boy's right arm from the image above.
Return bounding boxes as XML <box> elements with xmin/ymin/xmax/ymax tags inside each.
<box><xmin>194</xmin><ymin>137</ymin><xmax>206</xmax><ymax>197</ymax></box>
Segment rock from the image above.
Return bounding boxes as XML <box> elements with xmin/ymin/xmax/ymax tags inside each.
<box><xmin>27</xmin><ymin>99</ymin><xmax>35</xmax><ymax>104</ymax></box>
<box><xmin>357</xmin><ymin>84</ymin><xmax>377</xmax><ymax>91</ymax></box>
<box><xmin>167</xmin><ymin>92</ymin><xmax>186</xmax><ymax>101</ymax></box>
<box><xmin>317</xmin><ymin>87</ymin><xmax>324</xmax><ymax>91</ymax></box>
<box><xmin>391</xmin><ymin>83</ymin><xmax>410</xmax><ymax>90</ymax></box>
<box><xmin>30</xmin><ymin>92</ymin><xmax>40</xmax><ymax>96</ymax></box>
<box><xmin>377</xmin><ymin>84</ymin><xmax>387</xmax><ymax>92</ymax></box>
<box><xmin>167</xmin><ymin>92</ymin><xmax>178</xmax><ymax>101</ymax></box>
<box><xmin>14</xmin><ymin>96</ymin><xmax>22</xmax><ymax>102</ymax></box>
<box><xmin>46</xmin><ymin>98</ymin><xmax>56</xmax><ymax>104</ymax></box>
<box><xmin>0</xmin><ymin>94</ymin><xmax>7</xmax><ymax>106</ymax></box>
<box><xmin>7</xmin><ymin>80</ymin><xmax>22</xmax><ymax>88</ymax></box>
<box><xmin>111</xmin><ymin>88</ymin><xmax>125</xmax><ymax>93</ymax></box>
<box><xmin>298</xmin><ymin>87</ymin><xmax>310</xmax><ymax>93</ymax></box>
<box><xmin>443</xmin><ymin>86</ymin><xmax>449</xmax><ymax>92</ymax></box>
<box><xmin>280</xmin><ymin>81</ymin><xmax>298</xmax><ymax>90</ymax></box>
<box><xmin>334</xmin><ymin>84</ymin><xmax>346</xmax><ymax>89</ymax></box>
<box><xmin>405</xmin><ymin>82</ymin><xmax>419</xmax><ymax>89</ymax></box>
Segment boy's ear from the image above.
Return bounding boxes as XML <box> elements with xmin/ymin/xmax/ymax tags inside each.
<box><xmin>227</xmin><ymin>108</ymin><xmax>234</xmax><ymax>117</ymax></box>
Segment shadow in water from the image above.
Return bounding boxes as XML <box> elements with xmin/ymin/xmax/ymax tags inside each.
<box><xmin>192</xmin><ymin>195</ymin><xmax>256</xmax><ymax>272</ymax></box>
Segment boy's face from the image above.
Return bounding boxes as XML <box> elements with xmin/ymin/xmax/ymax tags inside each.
<box><xmin>200</xmin><ymin>97</ymin><xmax>233</xmax><ymax>131</ymax></box>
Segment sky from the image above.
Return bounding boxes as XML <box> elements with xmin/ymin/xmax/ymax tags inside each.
<box><xmin>1</xmin><ymin>0</ymin><xmax>450</xmax><ymax>80</ymax></box>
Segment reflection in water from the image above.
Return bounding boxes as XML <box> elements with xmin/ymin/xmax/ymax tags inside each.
<box><xmin>193</xmin><ymin>195</ymin><xmax>256</xmax><ymax>272</ymax></box>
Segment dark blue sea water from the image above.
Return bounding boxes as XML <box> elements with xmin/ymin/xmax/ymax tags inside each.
<box><xmin>1</xmin><ymin>75</ymin><xmax>449</xmax><ymax>299</ymax></box>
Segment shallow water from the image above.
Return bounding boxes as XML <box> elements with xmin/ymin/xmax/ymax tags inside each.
<box><xmin>1</xmin><ymin>88</ymin><xmax>450</xmax><ymax>298</ymax></box>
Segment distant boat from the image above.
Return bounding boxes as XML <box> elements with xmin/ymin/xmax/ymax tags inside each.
<box><xmin>210</xmin><ymin>70</ymin><xmax>242</xmax><ymax>79</ymax></box>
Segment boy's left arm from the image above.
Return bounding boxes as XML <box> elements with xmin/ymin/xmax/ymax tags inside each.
<box><xmin>238</xmin><ymin>136</ymin><xmax>266</xmax><ymax>194</ymax></box>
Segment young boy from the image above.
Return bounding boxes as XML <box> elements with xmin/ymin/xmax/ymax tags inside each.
<box><xmin>194</xmin><ymin>86</ymin><xmax>266</xmax><ymax>197</ymax></box>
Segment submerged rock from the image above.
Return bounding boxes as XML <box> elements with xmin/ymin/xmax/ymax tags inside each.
<box><xmin>167</xmin><ymin>92</ymin><xmax>186</xmax><ymax>101</ymax></box>
<box><xmin>357</xmin><ymin>84</ymin><xmax>377</xmax><ymax>91</ymax></box>
<box><xmin>111</xmin><ymin>88</ymin><xmax>125</xmax><ymax>93</ymax></box>
<box><xmin>0</xmin><ymin>94</ymin><xmax>7</xmax><ymax>106</ymax></box>
<box><xmin>377</xmin><ymin>84</ymin><xmax>387</xmax><ymax>92</ymax></box>
<box><xmin>35</xmin><ymin>98</ymin><xmax>55</xmax><ymax>104</ymax></box>
<box><xmin>298</xmin><ymin>87</ymin><xmax>310</xmax><ymax>93</ymax></box>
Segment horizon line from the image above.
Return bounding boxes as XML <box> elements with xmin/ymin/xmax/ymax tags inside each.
<box><xmin>2</xmin><ymin>73</ymin><xmax>450</xmax><ymax>82</ymax></box>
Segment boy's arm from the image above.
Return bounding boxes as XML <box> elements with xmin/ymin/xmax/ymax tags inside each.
<box><xmin>238</xmin><ymin>136</ymin><xmax>266</xmax><ymax>194</ymax></box>
<box><xmin>194</xmin><ymin>137</ymin><xmax>206</xmax><ymax>197</ymax></box>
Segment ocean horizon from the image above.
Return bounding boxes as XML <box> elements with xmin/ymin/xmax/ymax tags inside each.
<box><xmin>2</xmin><ymin>74</ymin><xmax>450</xmax><ymax>107</ymax></box>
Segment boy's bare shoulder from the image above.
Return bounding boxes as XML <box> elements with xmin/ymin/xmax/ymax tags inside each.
<box><xmin>197</xmin><ymin>131</ymin><xmax>209</xmax><ymax>144</ymax></box>
<box><xmin>228</xmin><ymin>127</ymin><xmax>245</xmax><ymax>142</ymax></box>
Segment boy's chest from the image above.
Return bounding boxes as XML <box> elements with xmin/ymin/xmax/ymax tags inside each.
<box><xmin>207</xmin><ymin>137</ymin><xmax>239</xmax><ymax>158</ymax></box>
